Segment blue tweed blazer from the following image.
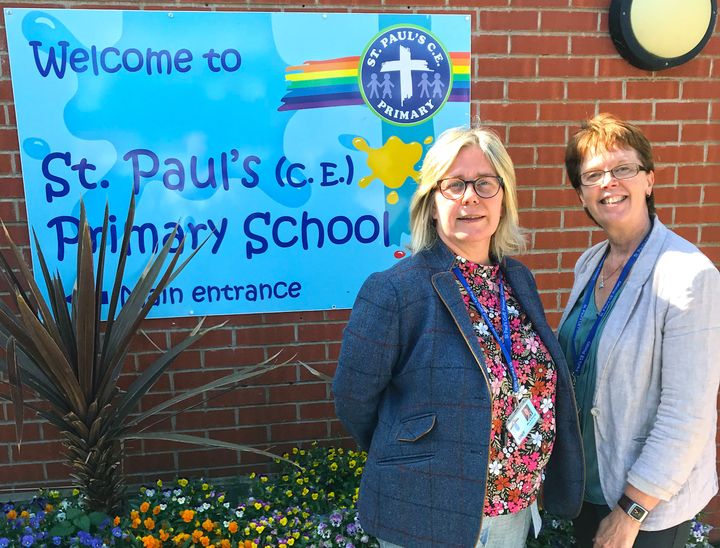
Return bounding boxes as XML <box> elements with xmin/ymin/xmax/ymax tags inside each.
<box><xmin>333</xmin><ymin>240</ymin><xmax>584</xmax><ymax>547</ymax></box>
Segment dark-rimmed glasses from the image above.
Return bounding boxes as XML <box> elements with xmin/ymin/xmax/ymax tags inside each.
<box><xmin>580</xmin><ymin>163</ymin><xmax>648</xmax><ymax>187</ymax></box>
<box><xmin>436</xmin><ymin>176</ymin><xmax>504</xmax><ymax>200</ymax></box>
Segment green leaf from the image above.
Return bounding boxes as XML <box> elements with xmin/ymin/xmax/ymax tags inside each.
<box><xmin>89</xmin><ymin>511</ymin><xmax>110</xmax><ymax>527</ymax></box>
<box><xmin>65</xmin><ymin>508</ymin><xmax>83</xmax><ymax>520</ymax></box>
<box><xmin>74</xmin><ymin>514</ymin><xmax>91</xmax><ymax>531</ymax></box>
<box><xmin>49</xmin><ymin>521</ymin><xmax>75</xmax><ymax>536</ymax></box>
<box><xmin>123</xmin><ymin>432</ymin><xmax>300</xmax><ymax>467</ymax></box>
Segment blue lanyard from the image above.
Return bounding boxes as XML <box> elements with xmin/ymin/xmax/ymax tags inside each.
<box><xmin>453</xmin><ymin>266</ymin><xmax>519</xmax><ymax>393</ymax></box>
<box><xmin>570</xmin><ymin>223</ymin><xmax>653</xmax><ymax>376</ymax></box>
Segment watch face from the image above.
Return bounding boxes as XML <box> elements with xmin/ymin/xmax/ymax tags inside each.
<box><xmin>629</xmin><ymin>504</ymin><xmax>647</xmax><ymax>521</ymax></box>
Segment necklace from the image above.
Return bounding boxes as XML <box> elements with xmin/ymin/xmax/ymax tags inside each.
<box><xmin>599</xmin><ymin>257</ymin><xmax>625</xmax><ymax>289</ymax></box>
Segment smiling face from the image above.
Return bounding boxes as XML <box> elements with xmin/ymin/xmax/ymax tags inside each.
<box><xmin>432</xmin><ymin>145</ymin><xmax>504</xmax><ymax>264</ymax></box>
<box><xmin>577</xmin><ymin>147</ymin><xmax>654</xmax><ymax>233</ymax></box>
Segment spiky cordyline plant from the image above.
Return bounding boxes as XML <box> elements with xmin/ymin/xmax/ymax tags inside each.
<box><xmin>0</xmin><ymin>196</ymin><xmax>291</xmax><ymax>515</ymax></box>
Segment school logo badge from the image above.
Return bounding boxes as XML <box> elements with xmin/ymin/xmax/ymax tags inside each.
<box><xmin>359</xmin><ymin>25</ymin><xmax>453</xmax><ymax>126</ymax></box>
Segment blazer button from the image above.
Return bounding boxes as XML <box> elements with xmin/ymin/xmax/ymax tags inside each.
<box><xmin>590</xmin><ymin>407</ymin><xmax>600</xmax><ymax>417</ymax></box>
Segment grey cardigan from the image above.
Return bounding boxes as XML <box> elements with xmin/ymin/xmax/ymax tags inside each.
<box><xmin>558</xmin><ymin>218</ymin><xmax>720</xmax><ymax>530</ymax></box>
<box><xmin>334</xmin><ymin>240</ymin><xmax>583</xmax><ymax>548</ymax></box>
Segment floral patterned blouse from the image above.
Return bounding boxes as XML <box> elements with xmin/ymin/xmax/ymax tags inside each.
<box><xmin>454</xmin><ymin>257</ymin><xmax>557</xmax><ymax>517</ymax></box>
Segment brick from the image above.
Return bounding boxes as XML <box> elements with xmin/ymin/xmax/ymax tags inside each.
<box><xmin>683</xmin><ymin>81</ymin><xmax>720</xmax><ymax>100</ymax></box>
<box><xmin>235</xmin><ymin>403</ymin><xmax>297</xmax><ymax>425</ymax></box>
<box><xmin>570</xmin><ymin>35</ymin><xmax>616</xmax><ymax>56</ymax></box>
<box><xmin>515</xmin><ymin>166</ymin><xmax>564</xmax><ymax>186</ymax></box>
<box><xmin>597</xmin><ymin>101</ymin><xmax>653</xmax><ymax>121</ymax></box>
<box><xmin>626</xmin><ymin>80</ymin><xmax>680</xmax><ymax>100</ymax></box>
<box><xmin>270</xmin><ymin>420</ymin><xmax>329</xmax><ymax>443</ymax></box>
<box><xmin>268</xmin><ymin>382</ymin><xmax>328</xmax><ymax>404</ymax></box>
<box><xmin>480</xmin><ymin>10</ymin><xmax>538</xmax><ymax>31</ymax></box>
<box><xmin>534</xmin><ymin>271</ymin><xmax>574</xmax><ymax>290</ymax></box>
<box><xmin>511</xmin><ymin>0</ymin><xmax>567</xmax><ymax>6</ymax></box>
<box><xmin>642</xmin><ymin>123</ymin><xmax>680</xmax><ymax>143</ymax></box>
<box><xmin>0</xmin><ymin>462</ymin><xmax>45</xmax><ymax>483</ymax></box>
<box><xmin>653</xmin><ymin>185</ymin><xmax>702</xmax><ymax>205</ymax></box>
<box><xmin>204</xmin><ymin>346</ymin><xmax>267</xmax><ymax>368</ymax></box>
<box><xmin>708</xmin><ymin>145</ymin><xmax>720</xmax><ymax>163</ymax></box>
<box><xmin>517</xmin><ymin>252</ymin><xmax>560</xmax><ymax>270</ymax></box>
<box><xmin>0</xmin><ymin>128</ymin><xmax>19</xmax><ymax>150</ymax></box>
<box><xmin>536</xmin><ymin>145</ymin><xmax>566</xmax><ymax>165</ymax></box>
<box><xmin>296</xmin><ymin>322</ymin><xmax>344</xmax><ymax>342</ymax></box>
<box><xmin>476</xmin><ymin>57</ymin><xmax>536</xmax><ymax>78</ymax></box>
<box><xmin>675</xmin><ymin>206</ymin><xmax>718</xmax><ymax>224</ymax></box>
<box><xmin>655</xmin><ymin>102</ymin><xmax>710</xmax><ymax>121</ymax></box>
<box><xmin>508</xmin><ymin>80</ymin><xmax>564</xmax><ymax>101</ymax></box>
<box><xmin>661</xmin><ymin>58</ymin><xmax>712</xmax><ymax>78</ymax></box>
<box><xmin>678</xmin><ymin>165</ymin><xmax>718</xmax><ymax>184</ymax></box>
<box><xmin>567</xmin><ymin>81</ymin><xmax>623</xmax><ymax>100</ymax></box>
<box><xmin>539</xmin><ymin>102</ymin><xmax>595</xmax><ymax>122</ymax></box>
<box><xmin>471</xmin><ymin>80</ymin><xmax>505</xmax><ymax>100</ymax></box>
<box><xmin>511</xmin><ymin>34</ymin><xmax>568</xmax><ymax>55</ymax></box>
<box><xmin>701</xmin><ymin>226</ymin><xmax>720</xmax><ymax>243</ymax></box>
<box><xmin>682</xmin><ymin>123</ymin><xmax>720</xmax><ymax>143</ymax></box>
<box><xmin>124</xmin><ymin>452</ymin><xmax>176</xmax><ymax>474</ymax></box>
<box><xmin>506</xmin><ymin>146</ymin><xmax>536</xmax><ymax>165</ymax></box>
<box><xmin>540</xmin><ymin>10</ymin><xmax>597</xmax><ymax>32</ymax></box>
<box><xmin>521</xmin><ymin>209</ymin><xmax>562</xmax><ymax>230</ymax></box>
<box><xmin>703</xmin><ymin>185</ymin><xmax>720</xmax><ymax>203</ymax></box>
<box><xmin>472</xmin><ymin>34</ymin><xmax>509</xmax><ymax>55</ymax></box>
<box><xmin>654</xmin><ymin>145</ymin><xmax>705</xmax><ymax>165</ymax></box>
<box><xmin>235</xmin><ymin>325</ymin><xmax>296</xmax><ymax>345</ymax></box>
<box><xmin>560</xmin><ymin>250</ymin><xmax>584</xmax><ymax>269</ymax></box>
<box><xmin>479</xmin><ymin>102</ymin><xmax>537</xmax><ymax>122</ymax></box>
<box><xmin>299</xmin><ymin>402</ymin><xmax>336</xmax><ymax>420</ymax></box>
<box><xmin>597</xmin><ymin>59</ymin><xmax>650</xmax><ymax>78</ymax></box>
<box><xmin>538</xmin><ymin>57</ymin><xmax>596</xmax><ymax>78</ymax></box>
<box><xmin>534</xmin><ymin>229</ymin><xmax>593</xmax><ymax>249</ymax></box>
<box><xmin>177</xmin><ymin>448</ymin><xmax>239</xmax><ymax>469</ymax></box>
<box><xmin>508</xmin><ymin>125</ymin><xmax>566</xmax><ymax>145</ymax></box>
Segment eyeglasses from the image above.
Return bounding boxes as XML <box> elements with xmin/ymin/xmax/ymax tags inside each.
<box><xmin>436</xmin><ymin>176</ymin><xmax>504</xmax><ymax>200</ymax></box>
<box><xmin>580</xmin><ymin>163</ymin><xmax>648</xmax><ymax>187</ymax></box>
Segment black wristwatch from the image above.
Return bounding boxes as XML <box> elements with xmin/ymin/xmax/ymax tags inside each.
<box><xmin>617</xmin><ymin>494</ymin><xmax>649</xmax><ymax>523</ymax></box>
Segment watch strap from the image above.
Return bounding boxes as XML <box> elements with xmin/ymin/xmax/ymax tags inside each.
<box><xmin>617</xmin><ymin>494</ymin><xmax>649</xmax><ymax>523</ymax></box>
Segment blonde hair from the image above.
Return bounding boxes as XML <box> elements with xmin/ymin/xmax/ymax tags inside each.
<box><xmin>409</xmin><ymin>126</ymin><xmax>526</xmax><ymax>259</ymax></box>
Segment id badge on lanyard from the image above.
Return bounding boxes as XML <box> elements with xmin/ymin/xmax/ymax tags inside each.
<box><xmin>453</xmin><ymin>267</ymin><xmax>539</xmax><ymax>444</ymax></box>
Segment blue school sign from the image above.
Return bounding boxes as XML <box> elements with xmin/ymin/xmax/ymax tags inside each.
<box><xmin>4</xmin><ymin>8</ymin><xmax>470</xmax><ymax>318</ymax></box>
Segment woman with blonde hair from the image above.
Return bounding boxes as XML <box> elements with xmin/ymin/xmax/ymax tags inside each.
<box><xmin>334</xmin><ymin>125</ymin><xmax>583</xmax><ymax>547</ymax></box>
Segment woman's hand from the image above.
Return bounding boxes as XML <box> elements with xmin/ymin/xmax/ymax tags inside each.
<box><xmin>593</xmin><ymin>507</ymin><xmax>641</xmax><ymax>548</ymax></box>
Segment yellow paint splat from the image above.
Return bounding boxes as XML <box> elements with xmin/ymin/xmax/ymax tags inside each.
<box><xmin>424</xmin><ymin>136</ymin><xmax>433</xmax><ymax>145</ymax></box>
<box><xmin>387</xmin><ymin>191</ymin><xmax>399</xmax><ymax>205</ymax></box>
<box><xmin>352</xmin><ymin>135</ymin><xmax>428</xmax><ymax>190</ymax></box>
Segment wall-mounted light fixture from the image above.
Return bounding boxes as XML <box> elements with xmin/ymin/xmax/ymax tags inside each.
<box><xmin>609</xmin><ymin>0</ymin><xmax>717</xmax><ymax>70</ymax></box>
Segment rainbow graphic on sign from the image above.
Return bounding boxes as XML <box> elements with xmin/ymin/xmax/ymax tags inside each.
<box><xmin>278</xmin><ymin>52</ymin><xmax>470</xmax><ymax>111</ymax></box>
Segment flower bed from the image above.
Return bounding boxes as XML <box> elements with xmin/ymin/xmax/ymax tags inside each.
<box><xmin>0</xmin><ymin>444</ymin><xmax>712</xmax><ymax>547</ymax></box>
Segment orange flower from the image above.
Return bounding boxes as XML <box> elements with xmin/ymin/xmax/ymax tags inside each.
<box><xmin>142</xmin><ymin>535</ymin><xmax>161</xmax><ymax>548</ymax></box>
<box><xmin>152</xmin><ymin>505</ymin><xmax>161</xmax><ymax>515</ymax></box>
<box><xmin>180</xmin><ymin>509</ymin><xmax>195</xmax><ymax>523</ymax></box>
<box><xmin>159</xmin><ymin>529</ymin><xmax>170</xmax><ymax>541</ymax></box>
<box><xmin>202</xmin><ymin>518</ymin><xmax>214</xmax><ymax>532</ymax></box>
<box><xmin>220</xmin><ymin>541</ymin><xmax>231</xmax><ymax>548</ymax></box>
<box><xmin>494</xmin><ymin>476</ymin><xmax>510</xmax><ymax>490</ymax></box>
<box><xmin>131</xmin><ymin>510</ymin><xmax>140</xmax><ymax>520</ymax></box>
<box><xmin>45</xmin><ymin>504</ymin><xmax>54</xmax><ymax>513</ymax></box>
<box><xmin>114</xmin><ymin>516</ymin><xmax>121</xmax><ymax>526</ymax></box>
<box><xmin>132</xmin><ymin>517</ymin><xmax>141</xmax><ymax>529</ymax></box>
<box><xmin>173</xmin><ymin>533</ymin><xmax>190</xmax><ymax>545</ymax></box>
<box><xmin>201</xmin><ymin>536</ymin><xmax>211</xmax><ymax>547</ymax></box>
<box><xmin>140</xmin><ymin>501</ymin><xmax>150</xmax><ymax>513</ymax></box>
<box><xmin>144</xmin><ymin>517</ymin><xmax>155</xmax><ymax>530</ymax></box>
<box><xmin>6</xmin><ymin>509</ymin><xmax>17</xmax><ymax>520</ymax></box>
<box><xmin>192</xmin><ymin>530</ymin><xmax>204</xmax><ymax>542</ymax></box>
<box><xmin>227</xmin><ymin>521</ymin><xmax>238</xmax><ymax>534</ymax></box>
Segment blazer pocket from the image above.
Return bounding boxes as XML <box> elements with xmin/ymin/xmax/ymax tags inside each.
<box><xmin>397</xmin><ymin>413</ymin><xmax>436</xmax><ymax>442</ymax></box>
<box><xmin>376</xmin><ymin>453</ymin><xmax>434</xmax><ymax>466</ymax></box>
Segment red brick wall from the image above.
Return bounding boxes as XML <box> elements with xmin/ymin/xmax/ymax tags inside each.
<box><xmin>1</xmin><ymin>0</ymin><xmax>719</xmax><ymax>534</ymax></box>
